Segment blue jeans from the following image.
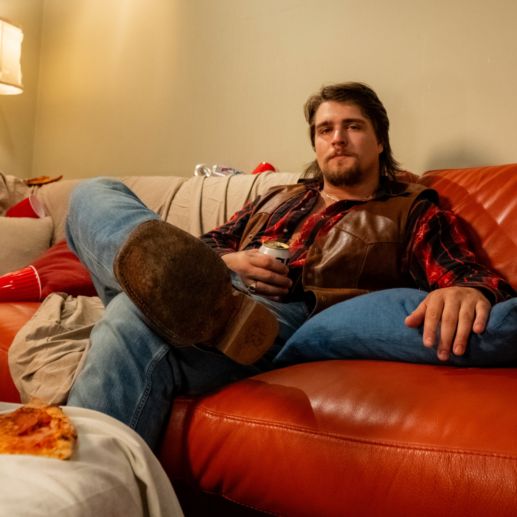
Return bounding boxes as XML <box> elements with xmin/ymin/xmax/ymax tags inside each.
<box><xmin>66</xmin><ymin>179</ymin><xmax>309</xmax><ymax>449</ymax></box>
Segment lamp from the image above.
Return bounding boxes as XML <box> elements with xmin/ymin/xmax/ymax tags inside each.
<box><xmin>0</xmin><ymin>18</ymin><xmax>23</xmax><ymax>95</ymax></box>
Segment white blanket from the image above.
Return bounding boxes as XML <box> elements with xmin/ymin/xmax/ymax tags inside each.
<box><xmin>0</xmin><ymin>403</ymin><xmax>183</xmax><ymax>517</ymax></box>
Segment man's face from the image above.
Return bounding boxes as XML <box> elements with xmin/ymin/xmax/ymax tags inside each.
<box><xmin>313</xmin><ymin>101</ymin><xmax>383</xmax><ymax>187</ymax></box>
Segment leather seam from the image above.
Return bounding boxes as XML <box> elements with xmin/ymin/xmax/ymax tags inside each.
<box><xmin>196</xmin><ymin>408</ymin><xmax>517</xmax><ymax>461</ymax></box>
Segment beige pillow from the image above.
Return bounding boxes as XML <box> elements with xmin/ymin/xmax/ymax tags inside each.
<box><xmin>0</xmin><ymin>216</ymin><xmax>53</xmax><ymax>275</ymax></box>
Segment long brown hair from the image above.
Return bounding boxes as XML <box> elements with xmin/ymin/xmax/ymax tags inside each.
<box><xmin>303</xmin><ymin>82</ymin><xmax>401</xmax><ymax>182</ymax></box>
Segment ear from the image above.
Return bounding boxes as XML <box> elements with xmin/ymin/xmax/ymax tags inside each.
<box><xmin>377</xmin><ymin>142</ymin><xmax>384</xmax><ymax>154</ymax></box>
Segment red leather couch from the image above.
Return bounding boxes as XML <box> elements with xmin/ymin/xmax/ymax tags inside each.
<box><xmin>1</xmin><ymin>165</ymin><xmax>516</xmax><ymax>516</ymax></box>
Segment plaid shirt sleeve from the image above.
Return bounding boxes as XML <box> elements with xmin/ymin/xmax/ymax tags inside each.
<box><xmin>199</xmin><ymin>198</ymin><xmax>258</xmax><ymax>256</ymax></box>
<box><xmin>406</xmin><ymin>200</ymin><xmax>515</xmax><ymax>304</ymax></box>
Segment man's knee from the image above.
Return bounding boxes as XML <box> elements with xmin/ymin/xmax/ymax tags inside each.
<box><xmin>69</xmin><ymin>178</ymin><xmax>124</xmax><ymax>214</ymax></box>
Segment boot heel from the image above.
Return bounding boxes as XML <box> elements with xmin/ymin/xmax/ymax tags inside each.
<box><xmin>215</xmin><ymin>292</ymin><xmax>279</xmax><ymax>365</ymax></box>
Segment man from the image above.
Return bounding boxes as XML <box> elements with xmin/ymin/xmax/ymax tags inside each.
<box><xmin>66</xmin><ymin>82</ymin><xmax>514</xmax><ymax>448</ymax></box>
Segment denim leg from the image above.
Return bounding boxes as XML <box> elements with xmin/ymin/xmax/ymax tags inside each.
<box><xmin>67</xmin><ymin>293</ymin><xmax>267</xmax><ymax>449</ymax></box>
<box><xmin>66</xmin><ymin>178</ymin><xmax>159</xmax><ymax>305</ymax></box>
<box><xmin>68</xmin><ymin>279</ymin><xmax>309</xmax><ymax>449</ymax></box>
<box><xmin>65</xmin><ymin>179</ymin><xmax>311</xmax><ymax>447</ymax></box>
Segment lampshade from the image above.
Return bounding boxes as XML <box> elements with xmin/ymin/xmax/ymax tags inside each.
<box><xmin>0</xmin><ymin>19</ymin><xmax>23</xmax><ymax>95</ymax></box>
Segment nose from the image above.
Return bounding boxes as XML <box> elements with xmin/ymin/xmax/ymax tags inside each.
<box><xmin>331</xmin><ymin>127</ymin><xmax>347</xmax><ymax>145</ymax></box>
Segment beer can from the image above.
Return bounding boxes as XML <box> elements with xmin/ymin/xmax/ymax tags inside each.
<box><xmin>259</xmin><ymin>241</ymin><xmax>290</xmax><ymax>264</ymax></box>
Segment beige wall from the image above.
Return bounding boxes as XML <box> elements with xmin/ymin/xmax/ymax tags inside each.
<box><xmin>0</xmin><ymin>0</ymin><xmax>42</xmax><ymax>178</ymax></box>
<box><xmin>4</xmin><ymin>0</ymin><xmax>517</xmax><ymax>179</ymax></box>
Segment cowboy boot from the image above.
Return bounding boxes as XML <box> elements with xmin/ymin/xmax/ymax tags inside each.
<box><xmin>113</xmin><ymin>220</ymin><xmax>279</xmax><ymax>365</ymax></box>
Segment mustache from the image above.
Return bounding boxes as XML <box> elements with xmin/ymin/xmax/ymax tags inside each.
<box><xmin>328</xmin><ymin>150</ymin><xmax>356</xmax><ymax>159</ymax></box>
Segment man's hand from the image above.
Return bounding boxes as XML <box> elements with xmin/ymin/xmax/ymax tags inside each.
<box><xmin>221</xmin><ymin>249</ymin><xmax>292</xmax><ymax>300</ymax></box>
<box><xmin>404</xmin><ymin>287</ymin><xmax>491</xmax><ymax>361</ymax></box>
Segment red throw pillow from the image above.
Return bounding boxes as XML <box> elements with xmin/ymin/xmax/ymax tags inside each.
<box><xmin>33</xmin><ymin>240</ymin><xmax>97</xmax><ymax>298</ymax></box>
<box><xmin>0</xmin><ymin>240</ymin><xmax>97</xmax><ymax>301</ymax></box>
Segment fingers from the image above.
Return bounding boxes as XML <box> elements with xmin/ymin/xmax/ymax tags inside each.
<box><xmin>245</xmin><ymin>251</ymin><xmax>291</xmax><ymax>292</ymax></box>
<box><xmin>472</xmin><ymin>301</ymin><xmax>490</xmax><ymax>334</ymax></box>
<box><xmin>248</xmin><ymin>249</ymin><xmax>289</xmax><ymax>275</ymax></box>
<box><xmin>245</xmin><ymin>278</ymin><xmax>286</xmax><ymax>299</ymax></box>
<box><xmin>404</xmin><ymin>300</ymin><xmax>427</xmax><ymax>329</ymax></box>
<box><xmin>435</xmin><ymin>297</ymin><xmax>467</xmax><ymax>361</ymax></box>
<box><xmin>222</xmin><ymin>249</ymin><xmax>292</xmax><ymax>298</ymax></box>
<box><xmin>405</xmin><ymin>287</ymin><xmax>491</xmax><ymax>362</ymax></box>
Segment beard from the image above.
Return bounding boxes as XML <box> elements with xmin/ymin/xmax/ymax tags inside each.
<box><xmin>322</xmin><ymin>160</ymin><xmax>363</xmax><ymax>187</ymax></box>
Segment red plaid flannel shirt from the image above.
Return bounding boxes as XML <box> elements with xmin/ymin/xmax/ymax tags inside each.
<box><xmin>201</xmin><ymin>182</ymin><xmax>514</xmax><ymax>304</ymax></box>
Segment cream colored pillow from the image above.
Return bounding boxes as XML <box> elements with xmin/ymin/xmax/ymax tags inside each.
<box><xmin>0</xmin><ymin>216</ymin><xmax>53</xmax><ymax>275</ymax></box>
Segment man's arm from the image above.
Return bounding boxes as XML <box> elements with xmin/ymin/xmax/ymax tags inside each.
<box><xmin>200</xmin><ymin>199</ymin><xmax>257</xmax><ymax>255</ymax></box>
<box><xmin>200</xmin><ymin>198</ymin><xmax>291</xmax><ymax>298</ymax></box>
<box><xmin>404</xmin><ymin>200</ymin><xmax>515</xmax><ymax>361</ymax></box>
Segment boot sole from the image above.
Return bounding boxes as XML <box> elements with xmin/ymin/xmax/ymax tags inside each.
<box><xmin>114</xmin><ymin>220</ymin><xmax>278</xmax><ymax>364</ymax></box>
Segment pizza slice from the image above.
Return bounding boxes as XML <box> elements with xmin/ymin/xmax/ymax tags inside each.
<box><xmin>0</xmin><ymin>404</ymin><xmax>77</xmax><ymax>460</ymax></box>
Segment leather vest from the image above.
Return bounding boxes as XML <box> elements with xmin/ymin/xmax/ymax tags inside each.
<box><xmin>239</xmin><ymin>181</ymin><xmax>437</xmax><ymax>313</ymax></box>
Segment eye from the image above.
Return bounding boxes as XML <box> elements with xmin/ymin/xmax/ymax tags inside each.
<box><xmin>317</xmin><ymin>126</ymin><xmax>332</xmax><ymax>135</ymax></box>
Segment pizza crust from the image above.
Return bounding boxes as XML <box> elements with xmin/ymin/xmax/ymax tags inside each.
<box><xmin>0</xmin><ymin>404</ymin><xmax>77</xmax><ymax>460</ymax></box>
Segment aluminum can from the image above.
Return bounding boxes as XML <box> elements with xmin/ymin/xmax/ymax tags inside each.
<box><xmin>194</xmin><ymin>163</ymin><xmax>244</xmax><ymax>177</ymax></box>
<box><xmin>259</xmin><ymin>241</ymin><xmax>290</xmax><ymax>264</ymax></box>
<box><xmin>211</xmin><ymin>164</ymin><xmax>244</xmax><ymax>176</ymax></box>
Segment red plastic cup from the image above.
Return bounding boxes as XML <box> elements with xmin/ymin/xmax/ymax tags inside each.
<box><xmin>251</xmin><ymin>162</ymin><xmax>276</xmax><ymax>174</ymax></box>
<box><xmin>6</xmin><ymin>195</ymin><xmax>47</xmax><ymax>218</ymax></box>
<box><xmin>0</xmin><ymin>265</ymin><xmax>41</xmax><ymax>301</ymax></box>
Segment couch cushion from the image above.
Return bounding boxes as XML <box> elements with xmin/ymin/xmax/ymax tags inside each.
<box><xmin>0</xmin><ymin>302</ymin><xmax>40</xmax><ymax>402</ymax></box>
<box><xmin>0</xmin><ymin>217</ymin><xmax>53</xmax><ymax>275</ymax></box>
<box><xmin>162</xmin><ymin>360</ymin><xmax>517</xmax><ymax>516</ymax></box>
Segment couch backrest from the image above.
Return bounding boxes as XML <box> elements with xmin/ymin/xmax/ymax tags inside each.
<box><xmin>21</xmin><ymin>165</ymin><xmax>517</xmax><ymax>292</ymax></box>
<box><xmin>418</xmin><ymin>164</ymin><xmax>517</xmax><ymax>290</ymax></box>
<box><xmin>36</xmin><ymin>172</ymin><xmax>303</xmax><ymax>243</ymax></box>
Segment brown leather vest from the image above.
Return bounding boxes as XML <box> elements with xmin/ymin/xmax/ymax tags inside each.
<box><xmin>239</xmin><ymin>181</ymin><xmax>437</xmax><ymax>313</ymax></box>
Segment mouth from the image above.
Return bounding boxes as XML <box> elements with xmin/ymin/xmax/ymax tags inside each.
<box><xmin>329</xmin><ymin>152</ymin><xmax>355</xmax><ymax>161</ymax></box>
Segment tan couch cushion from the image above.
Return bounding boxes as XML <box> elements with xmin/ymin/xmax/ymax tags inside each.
<box><xmin>0</xmin><ymin>217</ymin><xmax>53</xmax><ymax>275</ymax></box>
<box><xmin>165</xmin><ymin>172</ymin><xmax>303</xmax><ymax>236</ymax></box>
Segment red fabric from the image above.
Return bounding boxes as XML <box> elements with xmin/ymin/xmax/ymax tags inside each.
<box><xmin>33</xmin><ymin>240</ymin><xmax>97</xmax><ymax>299</ymax></box>
<box><xmin>0</xmin><ymin>240</ymin><xmax>96</xmax><ymax>301</ymax></box>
